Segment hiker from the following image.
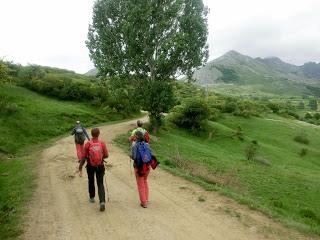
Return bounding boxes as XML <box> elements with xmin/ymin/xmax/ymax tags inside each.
<box><xmin>78</xmin><ymin>128</ymin><xmax>109</xmax><ymax>211</ymax></box>
<box><xmin>131</xmin><ymin>131</ymin><xmax>155</xmax><ymax>208</ymax></box>
<box><xmin>129</xmin><ymin>120</ymin><xmax>150</xmax><ymax>144</ymax></box>
<box><xmin>71</xmin><ymin>121</ymin><xmax>90</xmax><ymax>162</ymax></box>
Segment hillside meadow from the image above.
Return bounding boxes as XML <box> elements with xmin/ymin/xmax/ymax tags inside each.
<box><xmin>116</xmin><ymin>114</ymin><xmax>320</xmax><ymax>236</ymax></box>
<box><xmin>0</xmin><ymin>84</ymin><xmax>129</xmax><ymax>239</ymax></box>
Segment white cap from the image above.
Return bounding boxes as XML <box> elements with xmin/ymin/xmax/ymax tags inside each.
<box><xmin>76</xmin><ymin>120</ymin><xmax>80</xmax><ymax>124</ymax></box>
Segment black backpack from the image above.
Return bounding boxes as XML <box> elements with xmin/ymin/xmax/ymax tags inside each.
<box><xmin>74</xmin><ymin>126</ymin><xmax>86</xmax><ymax>144</ymax></box>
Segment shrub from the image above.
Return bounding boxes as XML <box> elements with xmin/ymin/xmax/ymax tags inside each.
<box><xmin>285</xmin><ymin>110</ymin><xmax>300</xmax><ymax>119</ymax></box>
<box><xmin>314</xmin><ymin>112</ymin><xmax>320</xmax><ymax>120</ymax></box>
<box><xmin>232</xmin><ymin>126</ymin><xmax>244</xmax><ymax>141</ymax></box>
<box><xmin>299</xmin><ymin>148</ymin><xmax>308</xmax><ymax>157</ymax></box>
<box><xmin>223</xmin><ymin>100</ymin><xmax>238</xmax><ymax>113</ymax></box>
<box><xmin>294</xmin><ymin>134</ymin><xmax>309</xmax><ymax>145</ymax></box>
<box><xmin>209</xmin><ymin>107</ymin><xmax>221</xmax><ymax>121</ymax></box>
<box><xmin>267</xmin><ymin>102</ymin><xmax>281</xmax><ymax>113</ymax></box>
<box><xmin>245</xmin><ymin>140</ymin><xmax>259</xmax><ymax>160</ymax></box>
<box><xmin>0</xmin><ymin>98</ymin><xmax>18</xmax><ymax>115</ymax></box>
<box><xmin>304</xmin><ymin>112</ymin><xmax>313</xmax><ymax>119</ymax></box>
<box><xmin>170</xmin><ymin>99</ymin><xmax>210</xmax><ymax>133</ymax></box>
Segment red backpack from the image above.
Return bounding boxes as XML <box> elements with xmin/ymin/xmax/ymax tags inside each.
<box><xmin>88</xmin><ymin>141</ymin><xmax>103</xmax><ymax>167</ymax></box>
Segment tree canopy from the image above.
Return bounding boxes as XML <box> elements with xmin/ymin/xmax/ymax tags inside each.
<box><xmin>87</xmin><ymin>0</ymin><xmax>208</xmax><ymax>80</ymax></box>
<box><xmin>86</xmin><ymin>0</ymin><xmax>209</xmax><ymax>124</ymax></box>
<box><xmin>0</xmin><ymin>60</ymin><xmax>9</xmax><ymax>84</ymax></box>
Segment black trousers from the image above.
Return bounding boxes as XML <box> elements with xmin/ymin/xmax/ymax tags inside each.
<box><xmin>86</xmin><ymin>165</ymin><xmax>105</xmax><ymax>203</ymax></box>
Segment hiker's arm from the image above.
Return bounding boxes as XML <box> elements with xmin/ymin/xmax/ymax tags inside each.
<box><xmin>131</xmin><ymin>129</ymin><xmax>136</xmax><ymax>137</ymax></box>
<box><xmin>79</xmin><ymin>142</ymin><xmax>89</xmax><ymax>170</ymax></box>
<box><xmin>71</xmin><ymin>128</ymin><xmax>75</xmax><ymax>135</ymax></box>
<box><xmin>144</xmin><ymin>131</ymin><xmax>150</xmax><ymax>143</ymax></box>
<box><xmin>83</xmin><ymin>127</ymin><xmax>90</xmax><ymax>141</ymax></box>
<box><xmin>101</xmin><ymin>142</ymin><xmax>109</xmax><ymax>159</ymax></box>
<box><xmin>131</xmin><ymin>144</ymin><xmax>137</xmax><ymax>161</ymax></box>
<box><xmin>78</xmin><ymin>157</ymin><xmax>87</xmax><ymax>171</ymax></box>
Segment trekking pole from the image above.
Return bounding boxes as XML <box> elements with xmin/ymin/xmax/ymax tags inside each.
<box><xmin>104</xmin><ymin>162</ymin><xmax>110</xmax><ymax>202</ymax></box>
<box><xmin>104</xmin><ymin>174</ymin><xmax>110</xmax><ymax>202</ymax></box>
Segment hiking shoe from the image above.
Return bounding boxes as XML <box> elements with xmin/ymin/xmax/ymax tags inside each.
<box><xmin>89</xmin><ymin>198</ymin><xmax>95</xmax><ymax>203</ymax></box>
<box><xmin>100</xmin><ymin>202</ymin><xmax>106</xmax><ymax>212</ymax></box>
<box><xmin>140</xmin><ymin>203</ymin><xmax>147</xmax><ymax>208</ymax></box>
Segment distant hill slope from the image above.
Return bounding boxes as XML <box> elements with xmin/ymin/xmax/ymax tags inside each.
<box><xmin>301</xmin><ymin>62</ymin><xmax>320</xmax><ymax>79</ymax></box>
<box><xmin>85</xmin><ymin>68</ymin><xmax>98</xmax><ymax>76</ymax></box>
<box><xmin>192</xmin><ymin>50</ymin><xmax>320</xmax><ymax>96</ymax></box>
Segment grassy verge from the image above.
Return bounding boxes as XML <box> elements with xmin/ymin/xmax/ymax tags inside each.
<box><xmin>115</xmin><ymin>115</ymin><xmax>320</xmax><ymax>236</ymax></box>
<box><xmin>0</xmin><ymin>84</ymin><xmax>138</xmax><ymax>240</ymax></box>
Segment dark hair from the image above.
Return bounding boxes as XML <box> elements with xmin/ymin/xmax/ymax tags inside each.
<box><xmin>137</xmin><ymin>120</ymin><xmax>143</xmax><ymax>127</ymax></box>
<box><xmin>91</xmin><ymin>128</ymin><xmax>100</xmax><ymax>138</ymax></box>
<box><xmin>135</xmin><ymin>131</ymin><xmax>145</xmax><ymax>142</ymax></box>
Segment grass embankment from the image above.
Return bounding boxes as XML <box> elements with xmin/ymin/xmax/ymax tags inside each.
<box><xmin>116</xmin><ymin>115</ymin><xmax>320</xmax><ymax>236</ymax></box>
<box><xmin>0</xmin><ymin>84</ymin><xmax>125</xmax><ymax>239</ymax></box>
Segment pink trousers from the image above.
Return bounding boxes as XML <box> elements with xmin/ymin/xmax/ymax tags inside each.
<box><xmin>134</xmin><ymin>167</ymin><xmax>150</xmax><ymax>205</ymax></box>
<box><xmin>75</xmin><ymin>144</ymin><xmax>84</xmax><ymax>161</ymax></box>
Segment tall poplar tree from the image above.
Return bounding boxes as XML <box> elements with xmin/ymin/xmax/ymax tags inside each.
<box><xmin>87</xmin><ymin>0</ymin><xmax>208</xmax><ymax>124</ymax></box>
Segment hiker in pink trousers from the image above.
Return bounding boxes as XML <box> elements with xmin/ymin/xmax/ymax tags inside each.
<box><xmin>71</xmin><ymin>121</ymin><xmax>90</xmax><ymax>162</ymax></box>
<box><xmin>131</xmin><ymin>131</ymin><xmax>152</xmax><ymax>208</ymax></box>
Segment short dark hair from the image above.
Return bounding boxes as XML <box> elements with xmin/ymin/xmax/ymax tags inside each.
<box><xmin>135</xmin><ymin>131</ymin><xmax>145</xmax><ymax>142</ymax></box>
<box><xmin>137</xmin><ymin>120</ymin><xmax>143</xmax><ymax>127</ymax></box>
<box><xmin>91</xmin><ymin>128</ymin><xmax>100</xmax><ymax>138</ymax></box>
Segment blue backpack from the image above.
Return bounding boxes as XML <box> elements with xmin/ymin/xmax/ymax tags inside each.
<box><xmin>137</xmin><ymin>142</ymin><xmax>152</xmax><ymax>164</ymax></box>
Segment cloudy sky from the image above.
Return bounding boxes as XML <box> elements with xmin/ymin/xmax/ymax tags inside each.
<box><xmin>0</xmin><ymin>0</ymin><xmax>319</xmax><ymax>73</ymax></box>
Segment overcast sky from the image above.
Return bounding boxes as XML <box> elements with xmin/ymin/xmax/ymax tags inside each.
<box><xmin>0</xmin><ymin>0</ymin><xmax>319</xmax><ymax>73</ymax></box>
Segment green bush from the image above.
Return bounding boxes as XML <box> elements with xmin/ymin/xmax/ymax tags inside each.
<box><xmin>169</xmin><ymin>99</ymin><xmax>210</xmax><ymax>133</ymax></box>
<box><xmin>267</xmin><ymin>102</ymin><xmax>281</xmax><ymax>113</ymax></box>
<box><xmin>294</xmin><ymin>134</ymin><xmax>310</xmax><ymax>145</ymax></box>
<box><xmin>245</xmin><ymin>140</ymin><xmax>259</xmax><ymax>160</ymax></box>
<box><xmin>223</xmin><ymin>100</ymin><xmax>238</xmax><ymax>113</ymax></box>
<box><xmin>299</xmin><ymin>148</ymin><xmax>308</xmax><ymax>157</ymax></box>
<box><xmin>209</xmin><ymin>107</ymin><xmax>221</xmax><ymax>121</ymax></box>
<box><xmin>305</xmin><ymin>112</ymin><xmax>313</xmax><ymax>119</ymax></box>
<box><xmin>0</xmin><ymin>97</ymin><xmax>18</xmax><ymax>115</ymax></box>
<box><xmin>314</xmin><ymin>112</ymin><xmax>320</xmax><ymax>120</ymax></box>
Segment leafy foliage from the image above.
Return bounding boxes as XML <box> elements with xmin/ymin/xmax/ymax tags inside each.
<box><xmin>86</xmin><ymin>0</ymin><xmax>209</xmax><ymax>124</ymax></box>
<box><xmin>308</xmin><ymin>98</ymin><xmax>318</xmax><ymax>111</ymax></box>
<box><xmin>294</xmin><ymin>134</ymin><xmax>310</xmax><ymax>145</ymax></box>
<box><xmin>169</xmin><ymin>99</ymin><xmax>209</xmax><ymax>133</ymax></box>
<box><xmin>245</xmin><ymin>140</ymin><xmax>259</xmax><ymax>160</ymax></box>
<box><xmin>0</xmin><ymin>60</ymin><xmax>9</xmax><ymax>84</ymax></box>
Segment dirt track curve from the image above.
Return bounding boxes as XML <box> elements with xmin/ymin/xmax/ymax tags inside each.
<box><xmin>23</xmin><ymin>118</ymin><xmax>314</xmax><ymax>240</ymax></box>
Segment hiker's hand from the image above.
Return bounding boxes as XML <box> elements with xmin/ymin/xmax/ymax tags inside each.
<box><xmin>78</xmin><ymin>169</ymin><xmax>82</xmax><ymax>177</ymax></box>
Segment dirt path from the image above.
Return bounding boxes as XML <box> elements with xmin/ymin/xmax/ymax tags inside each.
<box><xmin>23</xmin><ymin>118</ymin><xmax>314</xmax><ymax>240</ymax></box>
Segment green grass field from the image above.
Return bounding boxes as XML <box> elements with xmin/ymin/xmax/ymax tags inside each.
<box><xmin>116</xmin><ymin>115</ymin><xmax>320</xmax><ymax>236</ymax></box>
<box><xmin>0</xmin><ymin>84</ymin><xmax>125</xmax><ymax>239</ymax></box>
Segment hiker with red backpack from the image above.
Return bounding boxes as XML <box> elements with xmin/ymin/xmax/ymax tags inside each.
<box><xmin>71</xmin><ymin>121</ymin><xmax>90</xmax><ymax>162</ymax></box>
<box><xmin>78</xmin><ymin>128</ymin><xmax>109</xmax><ymax>212</ymax></box>
<box><xmin>131</xmin><ymin>131</ymin><xmax>158</xmax><ymax>208</ymax></box>
<box><xmin>129</xmin><ymin>120</ymin><xmax>150</xmax><ymax>144</ymax></box>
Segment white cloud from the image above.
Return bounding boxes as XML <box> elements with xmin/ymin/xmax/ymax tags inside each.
<box><xmin>0</xmin><ymin>0</ymin><xmax>319</xmax><ymax>73</ymax></box>
<box><xmin>0</xmin><ymin>0</ymin><xmax>94</xmax><ymax>73</ymax></box>
<box><xmin>203</xmin><ymin>0</ymin><xmax>320</xmax><ymax>65</ymax></box>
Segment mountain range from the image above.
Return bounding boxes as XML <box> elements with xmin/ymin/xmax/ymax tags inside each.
<box><xmin>86</xmin><ymin>50</ymin><xmax>320</xmax><ymax>97</ymax></box>
<box><xmin>191</xmin><ymin>50</ymin><xmax>320</xmax><ymax>96</ymax></box>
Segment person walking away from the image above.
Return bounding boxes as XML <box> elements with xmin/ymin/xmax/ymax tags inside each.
<box><xmin>129</xmin><ymin>120</ymin><xmax>150</xmax><ymax>144</ymax></box>
<box><xmin>78</xmin><ymin>128</ymin><xmax>109</xmax><ymax>211</ymax></box>
<box><xmin>131</xmin><ymin>131</ymin><xmax>153</xmax><ymax>208</ymax></box>
<box><xmin>71</xmin><ymin>121</ymin><xmax>90</xmax><ymax>162</ymax></box>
